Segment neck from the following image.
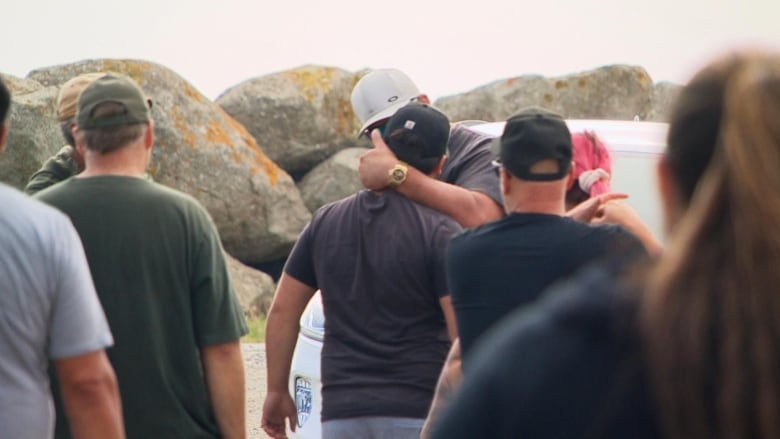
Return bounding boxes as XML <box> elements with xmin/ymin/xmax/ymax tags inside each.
<box><xmin>503</xmin><ymin>179</ymin><xmax>567</xmax><ymax>216</ymax></box>
<box><xmin>504</xmin><ymin>198</ymin><xmax>566</xmax><ymax>216</ymax></box>
<box><xmin>79</xmin><ymin>141</ymin><xmax>149</xmax><ymax>178</ymax></box>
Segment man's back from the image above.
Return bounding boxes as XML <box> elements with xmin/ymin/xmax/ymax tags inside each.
<box><xmin>36</xmin><ymin>176</ymin><xmax>246</xmax><ymax>439</ymax></box>
<box><xmin>284</xmin><ymin>190</ymin><xmax>460</xmax><ymax>421</ymax></box>
<box><xmin>0</xmin><ymin>183</ymin><xmax>113</xmax><ymax>438</ymax></box>
<box><xmin>448</xmin><ymin>213</ymin><xmax>644</xmax><ymax>360</ymax></box>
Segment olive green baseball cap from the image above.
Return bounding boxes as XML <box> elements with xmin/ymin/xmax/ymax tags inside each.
<box><xmin>76</xmin><ymin>73</ymin><xmax>152</xmax><ymax>129</ymax></box>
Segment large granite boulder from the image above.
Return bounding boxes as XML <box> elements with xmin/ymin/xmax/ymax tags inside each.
<box><xmin>435</xmin><ymin>65</ymin><xmax>656</xmax><ymax>123</ymax></box>
<box><xmin>647</xmin><ymin>81</ymin><xmax>682</xmax><ymax>122</ymax></box>
<box><xmin>216</xmin><ymin>65</ymin><xmax>364</xmax><ymax>180</ymax></box>
<box><xmin>226</xmin><ymin>253</ymin><xmax>276</xmax><ymax>318</ymax></box>
<box><xmin>0</xmin><ymin>74</ymin><xmax>62</xmax><ymax>189</ymax></box>
<box><xmin>298</xmin><ymin>147</ymin><xmax>368</xmax><ymax>213</ymax></box>
<box><xmin>27</xmin><ymin>60</ymin><xmax>311</xmax><ymax>264</ymax></box>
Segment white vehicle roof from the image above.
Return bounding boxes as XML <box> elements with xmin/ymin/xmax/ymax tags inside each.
<box><xmin>467</xmin><ymin>119</ymin><xmax>668</xmax><ymax>155</ymax></box>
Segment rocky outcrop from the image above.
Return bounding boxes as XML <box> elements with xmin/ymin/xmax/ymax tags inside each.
<box><xmin>298</xmin><ymin>147</ymin><xmax>368</xmax><ymax>213</ymax></box>
<box><xmin>435</xmin><ymin>65</ymin><xmax>659</xmax><ymax>123</ymax></box>
<box><xmin>226</xmin><ymin>253</ymin><xmax>276</xmax><ymax>318</ymax></box>
<box><xmin>0</xmin><ymin>75</ymin><xmax>61</xmax><ymax>189</ymax></box>
<box><xmin>647</xmin><ymin>81</ymin><xmax>682</xmax><ymax>122</ymax></box>
<box><xmin>216</xmin><ymin>65</ymin><xmax>365</xmax><ymax>179</ymax></box>
<box><xmin>27</xmin><ymin>60</ymin><xmax>311</xmax><ymax>264</ymax></box>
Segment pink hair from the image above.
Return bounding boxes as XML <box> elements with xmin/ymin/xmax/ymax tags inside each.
<box><xmin>571</xmin><ymin>131</ymin><xmax>612</xmax><ymax>196</ymax></box>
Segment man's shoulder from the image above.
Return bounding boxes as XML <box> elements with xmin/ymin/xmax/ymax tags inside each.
<box><xmin>447</xmin><ymin>124</ymin><xmax>493</xmax><ymax>156</ymax></box>
<box><xmin>2</xmin><ymin>183</ymin><xmax>69</xmax><ymax>226</ymax></box>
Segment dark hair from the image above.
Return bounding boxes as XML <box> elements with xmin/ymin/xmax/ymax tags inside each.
<box><xmin>0</xmin><ymin>77</ymin><xmax>11</xmax><ymax>124</ymax></box>
<box><xmin>60</xmin><ymin>121</ymin><xmax>76</xmax><ymax>147</ymax></box>
<box><xmin>76</xmin><ymin>102</ymin><xmax>146</xmax><ymax>153</ymax></box>
<box><xmin>641</xmin><ymin>51</ymin><xmax>780</xmax><ymax>439</ymax></box>
<box><xmin>386</xmin><ymin>128</ymin><xmax>442</xmax><ymax>174</ymax></box>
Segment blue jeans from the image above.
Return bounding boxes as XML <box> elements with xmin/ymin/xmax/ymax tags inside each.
<box><xmin>321</xmin><ymin>416</ymin><xmax>425</xmax><ymax>439</ymax></box>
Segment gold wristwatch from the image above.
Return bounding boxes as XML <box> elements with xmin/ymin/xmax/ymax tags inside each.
<box><xmin>387</xmin><ymin>162</ymin><xmax>408</xmax><ymax>188</ymax></box>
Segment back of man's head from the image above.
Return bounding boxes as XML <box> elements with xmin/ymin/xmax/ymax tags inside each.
<box><xmin>351</xmin><ymin>68</ymin><xmax>421</xmax><ymax>135</ymax></box>
<box><xmin>382</xmin><ymin>102</ymin><xmax>449</xmax><ymax>175</ymax></box>
<box><xmin>491</xmin><ymin>107</ymin><xmax>573</xmax><ymax>181</ymax></box>
<box><xmin>75</xmin><ymin>74</ymin><xmax>152</xmax><ymax>154</ymax></box>
<box><xmin>0</xmin><ymin>76</ymin><xmax>10</xmax><ymax>125</ymax></box>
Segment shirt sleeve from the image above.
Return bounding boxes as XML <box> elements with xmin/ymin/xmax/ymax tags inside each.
<box><xmin>443</xmin><ymin>125</ymin><xmax>502</xmax><ymax>205</ymax></box>
<box><xmin>48</xmin><ymin>216</ymin><xmax>113</xmax><ymax>360</ymax></box>
<box><xmin>282</xmin><ymin>219</ymin><xmax>318</xmax><ymax>289</ymax></box>
<box><xmin>24</xmin><ymin>145</ymin><xmax>80</xmax><ymax>196</ymax></box>
<box><xmin>190</xmin><ymin>205</ymin><xmax>248</xmax><ymax>346</ymax></box>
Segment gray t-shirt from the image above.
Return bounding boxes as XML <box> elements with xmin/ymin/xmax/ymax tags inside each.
<box><xmin>0</xmin><ymin>183</ymin><xmax>112</xmax><ymax>439</ymax></box>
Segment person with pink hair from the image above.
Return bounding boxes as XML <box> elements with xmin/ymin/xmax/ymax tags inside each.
<box><xmin>565</xmin><ymin>131</ymin><xmax>612</xmax><ymax>209</ymax></box>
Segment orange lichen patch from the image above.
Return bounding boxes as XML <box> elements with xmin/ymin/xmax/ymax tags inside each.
<box><xmin>99</xmin><ymin>60</ymin><xmax>153</xmax><ymax>85</ymax></box>
<box><xmin>284</xmin><ymin>67</ymin><xmax>338</xmax><ymax>102</ymax></box>
<box><xmin>634</xmin><ymin>69</ymin><xmax>652</xmax><ymax>87</ymax></box>
<box><xmin>183</xmin><ymin>83</ymin><xmax>205</xmax><ymax>103</ymax></box>
<box><xmin>555</xmin><ymin>80</ymin><xmax>568</xmax><ymax>90</ymax></box>
<box><xmin>169</xmin><ymin>105</ymin><xmax>197</xmax><ymax>149</ymax></box>
<box><xmin>218</xmin><ymin>110</ymin><xmax>282</xmax><ymax>185</ymax></box>
<box><xmin>578</xmin><ymin>79</ymin><xmax>587</xmax><ymax>87</ymax></box>
<box><xmin>334</xmin><ymin>96</ymin><xmax>357</xmax><ymax>136</ymax></box>
<box><xmin>544</xmin><ymin>93</ymin><xmax>553</xmax><ymax>104</ymax></box>
<box><xmin>506</xmin><ymin>78</ymin><xmax>518</xmax><ymax>86</ymax></box>
<box><xmin>204</xmin><ymin>119</ymin><xmax>235</xmax><ymax>146</ymax></box>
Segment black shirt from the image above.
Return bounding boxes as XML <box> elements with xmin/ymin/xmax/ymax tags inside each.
<box><xmin>447</xmin><ymin>212</ymin><xmax>645</xmax><ymax>361</ymax></box>
<box><xmin>284</xmin><ymin>190</ymin><xmax>461</xmax><ymax>421</ymax></box>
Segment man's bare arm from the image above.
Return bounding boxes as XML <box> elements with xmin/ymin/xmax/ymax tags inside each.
<box><xmin>201</xmin><ymin>340</ymin><xmax>246</xmax><ymax>439</ymax></box>
<box><xmin>262</xmin><ymin>274</ymin><xmax>317</xmax><ymax>438</ymax></box>
<box><xmin>360</xmin><ymin>130</ymin><xmax>503</xmax><ymax>228</ymax></box>
<box><xmin>421</xmin><ymin>339</ymin><xmax>463</xmax><ymax>439</ymax></box>
<box><xmin>54</xmin><ymin>350</ymin><xmax>125</xmax><ymax>439</ymax></box>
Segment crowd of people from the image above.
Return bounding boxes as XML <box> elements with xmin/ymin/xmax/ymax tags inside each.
<box><xmin>1</xmin><ymin>47</ymin><xmax>779</xmax><ymax>439</ymax></box>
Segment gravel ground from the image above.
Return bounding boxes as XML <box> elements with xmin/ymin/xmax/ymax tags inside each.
<box><xmin>242</xmin><ymin>342</ymin><xmax>270</xmax><ymax>439</ymax></box>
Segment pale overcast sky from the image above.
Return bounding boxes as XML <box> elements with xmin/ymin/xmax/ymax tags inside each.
<box><xmin>2</xmin><ymin>0</ymin><xmax>778</xmax><ymax>100</ymax></box>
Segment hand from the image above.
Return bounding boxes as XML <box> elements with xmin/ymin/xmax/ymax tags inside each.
<box><xmin>591</xmin><ymin>200</ymin><xmax>643</xmax><ymax>227</ymax></box>
<box><xmin>261</xmin><ymin>390</ymin><xmax>297</xmax><ymax>439</ymax></box>
<box><xmin>592</xmin><ymin>200</ymin><xmax>664</xmax><ymax>256</ymax></box>
<box><xmin>358</xmin><ymin>129</ymin><xmax>399</xmax><ymax>190</ymax></box>
<box><xmin>565</xmin><ymin>192</ymin><xmax>628</xmax><ymax>223</ymax></box>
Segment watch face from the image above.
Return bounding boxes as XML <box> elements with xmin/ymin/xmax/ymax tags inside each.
<box><xmin>391</xmin><ymin>168</ymin><xmax>405</xmax><ymax>181</ymax></box>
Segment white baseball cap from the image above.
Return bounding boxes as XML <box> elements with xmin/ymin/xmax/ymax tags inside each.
<box><xmin>351</xmin><ymin>68</ymin><xmax>421</xmax><ymax>136</ymax></box>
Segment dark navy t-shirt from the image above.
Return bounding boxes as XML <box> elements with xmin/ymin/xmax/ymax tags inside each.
<box><xmin>447</xmin><ymin>212</ymin><xmax>646</xmax><ymax>361</ymax></box>
<box><xmin>284</xmin><ymin>190</ymin><xmax>461</xmax><ymax>421</ymax></box>
<box><xmin>431</xmin><ymin>262</ymin><xmax>661</xmax><ymax>439</ymax></box>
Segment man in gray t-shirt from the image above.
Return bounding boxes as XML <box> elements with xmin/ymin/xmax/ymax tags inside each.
<box><xmin>0</xmin><ymin>77</ymin><xmax>123</xmax><ymax>439</ymax></box>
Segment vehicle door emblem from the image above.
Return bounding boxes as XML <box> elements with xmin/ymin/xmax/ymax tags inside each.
<box><xmin>295</xmin><ymin>377</ymin><xmax>313</xmax><ymax>427</ymax></box>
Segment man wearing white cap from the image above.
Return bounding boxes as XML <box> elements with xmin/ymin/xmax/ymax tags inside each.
<box><xmin>351</xmin><ymin>68</ymin><xmax>504</xmax><ymax>228</ymax></box>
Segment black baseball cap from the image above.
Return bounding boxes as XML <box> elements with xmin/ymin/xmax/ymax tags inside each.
<box><xmin>491</xmin><ymin>107</ymin><xmax>573</xmax><ymax>181</ymax></box>
<box><xmin>76</xmin><ymin>74</ymin><xmax>152</xmax><ymax>129</ymax></box>
<box><xmin>382</xmin><ymin>102</ymin><xmax>450</xmax><ymax>174</ymax></box>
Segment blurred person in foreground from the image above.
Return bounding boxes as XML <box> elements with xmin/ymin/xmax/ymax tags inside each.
<box><xmin>262</xmin><ymin>103</ymin><xmax>460</xmax><ymax>439</ymax></box>
<box><xmin>0</xmin><ymin>77</ymin><xmax>124</xmax><ymax>438</ymax></box>
<box><xmin>35</xmin><ymin>73</ymin><xmax>248</xmax><ymax>439</ymax></box>
<box><xmin>25</xmin><ymin>72</ymin><xmax>104</xmax><ymax>195</ymax></box>
<box><xmin>431</xmin><ymin>49</ymin><xmax>780</xmax><ymax>439</ymax></box>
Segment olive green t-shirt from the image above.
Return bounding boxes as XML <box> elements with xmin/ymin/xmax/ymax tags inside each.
<box><xmin>36</xmin><ymin>176</ymin><xmax>247</xmax><ymax>439</ymax></box>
